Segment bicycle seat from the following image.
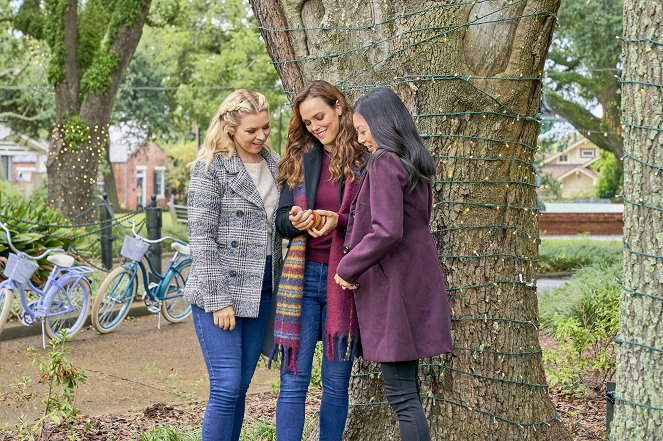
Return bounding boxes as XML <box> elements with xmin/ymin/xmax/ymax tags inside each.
<box><xmin>47</xmin><ymin>254</ymin><xmax>75</xmax><ymax>268</ymax></box>
<box><xmin>171</xmin><ymin>242</ymin><xmax>190</xmax><ymax>256</ymax></box>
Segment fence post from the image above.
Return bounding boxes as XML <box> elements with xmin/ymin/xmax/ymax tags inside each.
<box><xmin>145</xmin><ymin>194</ymin><xmax>162</xmax><ymax>279</ymax></box>
<box><xmin>606</xmin><ymin>380</ymin><xmax>616</xmax><ymax>436</ymax></box>
<box><xmin>99</xmin><ymin>194</ymin><xmax>114</xmax><ymax>270</ymax></box>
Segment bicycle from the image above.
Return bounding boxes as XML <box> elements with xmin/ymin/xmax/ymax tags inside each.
<box><xmin>0</xmin><ymin>221</ymin><xmax>93</xmax><ymax>347</ymax></box>
<box><xmin>91</xmin><ymin>219</ymin><xmax>192</xmax><ymax>333</ymax></box>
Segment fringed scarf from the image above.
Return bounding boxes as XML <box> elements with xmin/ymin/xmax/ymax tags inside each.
<box><xmin>272</xmin><ymin>171</ymin><xmax>361</xmax><ymax>374</ymax></box>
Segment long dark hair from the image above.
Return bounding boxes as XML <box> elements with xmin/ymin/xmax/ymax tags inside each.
<box><xmin>278</xmin><ymin>80</ymin><xmax>364</xmax><ymax>189</ymax></box>
<box><xmin>354</xmin><ymin>88</ymin><xmax>435</xmax><ymax>192</ymax></box>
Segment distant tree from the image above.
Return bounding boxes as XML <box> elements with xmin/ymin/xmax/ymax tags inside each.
<box><xmin>0</xmin><ymin>0</ymin><xmax>53</xmax><ymax>137</ymax></box>
<box><xmin>545</xmin><ymin>0</ymin><xmax>624</xmax><ymax>171</ymax></box>
<box><xmin>12</xmin><ymin>0</ymin><xmax>154</xmax><ymax>219</ymax></box>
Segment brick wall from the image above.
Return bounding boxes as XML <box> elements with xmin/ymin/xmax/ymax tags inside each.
<box><xmin>539</xmin><ymin>212</ymin><xmax>623</xmax><ymax>235</ymax></box>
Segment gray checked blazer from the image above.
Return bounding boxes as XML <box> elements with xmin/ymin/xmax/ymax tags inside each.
<box><xmin>183</xmin><ymin>148</ymin><xmax>283</xmax><ymax>317</ymax></box>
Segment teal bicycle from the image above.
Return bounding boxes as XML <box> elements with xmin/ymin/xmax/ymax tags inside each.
<box><xmin>0</xmin><ymin>221</ymin><xmax>93</xmax><ymax>346</ymax></box>
<box><xmin>91</xmin><ymin>219</ymin><xmax>192</xmax><ymax>333</ymax></box>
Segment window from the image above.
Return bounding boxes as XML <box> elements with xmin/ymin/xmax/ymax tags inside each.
<box><xmin>0</xmin><ymin>156</ymin><xmax>11</xmax><ymax>180</ymax></box>
<box><xmin>153</xmin><ymin>167</ymin><xmax>166</xmax><ymax>198</ymax></box>
<box><xmin>559</xmin><ymin>155</ymin><xmax>568</xmax><ymax>162</ymax></box>
<box><xmin>580</xmin><ymin>147</ymin><xmax>596</xmax><ymax>159</ymax></box>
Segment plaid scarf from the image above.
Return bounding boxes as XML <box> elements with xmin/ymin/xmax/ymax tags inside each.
<box><xmin>272</xmin><ymin>171</ymin><xmax>361</xmax><ymax>374</ymax></box>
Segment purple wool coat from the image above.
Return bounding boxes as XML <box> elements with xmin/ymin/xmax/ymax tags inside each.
<box><xmin>336</xmin><ymin>151</ymin><xmax>453</xmax><ymax>362</ymax></box>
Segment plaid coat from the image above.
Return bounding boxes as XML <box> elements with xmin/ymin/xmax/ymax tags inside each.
<box><xmin>183</xmin><ymin>148</ymin><xmax>283</xmax><ymax>317</ymax></box>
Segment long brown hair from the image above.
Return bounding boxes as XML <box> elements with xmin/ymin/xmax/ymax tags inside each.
<box><xmin>278</xmin><ymin>80</ymin><xmax>364</xmax><ymax>189</ymax></box>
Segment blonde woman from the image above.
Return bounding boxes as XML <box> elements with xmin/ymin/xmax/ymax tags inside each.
<box><xmin>184</xmin><ymin>90</ymin><xmax>282</xmax><ymax>441</ymax></box>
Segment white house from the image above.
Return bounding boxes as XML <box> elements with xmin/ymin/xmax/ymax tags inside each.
<box><xmin>542</xmin><ymin>136</ymin><xmax>600</xmax><ymax>199</ymax></box>
<box><xmin>0</xmin><ymin>123</ymin><xmax>48</xmax><ymax>195</ymax></box>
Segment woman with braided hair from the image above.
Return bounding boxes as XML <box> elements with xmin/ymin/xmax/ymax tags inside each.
<box><xmin>184</xmin><ymin>90</ymin><xmax>282</xmax><ymax>441</ymax></box>
<box><xmin>273</xmin><ymin>80</ymin><xmax>366</xmax><ymax>440</ymax></box>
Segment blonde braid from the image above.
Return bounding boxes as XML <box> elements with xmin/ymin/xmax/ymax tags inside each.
<box><xmin>191</xmin><ymin>90</ymin><xmax>270</xmax><ymax>170</ymax></box>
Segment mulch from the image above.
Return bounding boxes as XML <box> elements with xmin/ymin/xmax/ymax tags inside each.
<box><xmin>0</xmin><ymin>386</ymin><xmax>606</xmax><ymax>440</ymax></box>
<box><xmin>0</xmin><ymin>390</ymin><xmax>322</xmax><ymax>441</ymax></box>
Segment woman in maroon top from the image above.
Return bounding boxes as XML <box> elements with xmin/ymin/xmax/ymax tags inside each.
<box><xmin>335</xmin><ymin>88</ymin><xmax>453</xmax><ymax>441</ymax></box>
<box><xmin>274</xmin><ymin>80</ymin><xmax>365</xmax><ymax>441</ymax></box>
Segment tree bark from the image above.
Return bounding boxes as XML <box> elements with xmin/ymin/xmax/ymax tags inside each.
<box><xmin>251</xmin><ymin>1</ymin><xmax>569</xmax><ymax>439</ymax></box>
<box><xmin>612</xmin><ymin>1</ymin><xmax>662</xmax><ymax>439</ymax></box>
<box><xmin>46</xmin><ymin>1</ymin><xmax>152</xmax><ymax>220</ymax></box>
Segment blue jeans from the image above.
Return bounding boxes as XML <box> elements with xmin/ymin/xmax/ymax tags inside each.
<box><xmin>192</xmin><ymin>257</ymin><xmax>272</xmax><ymax>441</ymax></box>
<box><xmin>276</xmin><ymin>261</ymin><xmax>353</xmax><ymax>441</ymax></box>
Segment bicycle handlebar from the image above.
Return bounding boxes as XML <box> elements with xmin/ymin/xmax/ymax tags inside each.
<box><xmin>127</xmin><ymin>219</ymin><xmax>180</xmax><ymax>245</ymax></box>
<box><xmin>0</xmin><ymin>221</ymin><xmax>65</xmax><ymax>260</ymax></box>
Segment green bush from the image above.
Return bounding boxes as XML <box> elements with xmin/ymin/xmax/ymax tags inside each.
<box><xmin>595</xmin><ymin>150</ymin><xmax>623</xmax><ymax>198</ymax></box>
<box><xmin>538</xmin><ymin>238</ymin><xmax>623</xmax><ymax>273</ymax></box>
<box><xmin>0</xmin><ymin>181</ymin><xmax>98</xmax><ymax>283</ymax></box>
<box><xmin>540</xmin><ymin>263</ymin><xmax>620</xmax><ymax>396</ymax></box>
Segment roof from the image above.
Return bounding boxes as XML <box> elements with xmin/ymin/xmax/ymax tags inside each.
<box><xmin>543</xmin><ymin>137</ymin><xmax>594</xmax><ymax>165</ymax></box>
<box><xmin>542</xmin><ymin>156</ymin><xmax>600</xmax><ymax>181</ymax></box>
<box><xmin>0</xmin><ymin>123</ymin><xmax>48</xmax><ymax>154</ymax></box>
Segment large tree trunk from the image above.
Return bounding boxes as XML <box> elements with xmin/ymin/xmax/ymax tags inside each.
<box><xmin>612</xmin><ymin>1</ymin><xmax>662</xmax><ymax>439</ymax></box>
<box><xmin>46</xmin><ymin>1</ymin><xmax>151</xmax><ymax>221</ymax></box>
<box><xmin>251</xmin><ymin>0</ymin><xmax>569</xmax><ymax>439</ymax></box>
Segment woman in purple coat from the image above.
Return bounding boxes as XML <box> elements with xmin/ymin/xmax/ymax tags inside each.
<box><xmin>334</xmin><ymin>88</ymin><xmax>453</xmax><ymax>441</ymax></box>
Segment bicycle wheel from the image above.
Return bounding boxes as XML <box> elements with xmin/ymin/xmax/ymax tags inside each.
<box><xmin>161</xmin><ymin>260</ymin><xmax>192</xmax><ymax>323</ymax></box>
<box><xmin>44</xmin><ymin>276</ymin><xmax>91</xmax><ymax>340</ymax></box>
<box><xmin>91</xmin><ymin>266</ymin><xmax>137</xmax><ymax>333</ymax></box>
<box><xmin>0</xmin><ymin>285</ymin><xmax>15</xmax><ymax>336</ymax></box>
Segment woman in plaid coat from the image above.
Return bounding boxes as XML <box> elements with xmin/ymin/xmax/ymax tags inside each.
<box><xmin>184</xmin><ymin>90</ymin><xmax>282</xmax><ymax>441</ymax></box>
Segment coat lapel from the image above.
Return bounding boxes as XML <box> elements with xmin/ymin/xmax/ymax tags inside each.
<box><xmin>224</xmin><ymin>152</ymin><xmax>264</xmax><ymax>210</ymax></box>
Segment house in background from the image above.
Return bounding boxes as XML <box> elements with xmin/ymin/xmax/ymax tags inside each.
<box><xmin>110</xmin><ymin>141</ymin><xmax>170</xmax><ymax>210</ymax></box>
<box><xmin>542</xmin><ymin>136</ymin><xmax>600</xmax><ymax>199</ymax></box>
<box><xmin>0</xmin><ymin>123</ymin><xmax>48</xmax><ymax>196</ymax></box>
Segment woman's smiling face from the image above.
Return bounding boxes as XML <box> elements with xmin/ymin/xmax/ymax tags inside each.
<box><xmin>353</xmin><ymin>112</ymin><xmax>378</xmax><ymax>154</ymax></box>
<box><xmin>299</xmin><ymin>97</ymin><xmax>342</xmax><ymax>148</ymax></box>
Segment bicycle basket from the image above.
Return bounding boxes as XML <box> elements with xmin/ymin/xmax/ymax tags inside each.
<box><xmin>4</xmin><ymin>253</ymin><xmax>38</xmax><ymax>284</ymax></box>
<box><xmin>121</xmin><ymin>236</ymin><xmax>150</xmax><ymax>261</ymax></box>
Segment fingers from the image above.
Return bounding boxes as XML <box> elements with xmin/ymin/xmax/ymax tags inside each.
<box><xmin>290</xmin><ymin>209</ymin><xmax>315</xmax><ymax>231</ymax></box>
<box><xmin>213</xmin><ymin>307</ymin><xmax>236</xmax><ymax>331</ymax></box>
<box><xmin>334</xmin><ymin>274</ymin><xmax>359</xmax><ymax>290</ymax></box>
<box><xmin>307</xmin><ymin>210</ymin><xmax>338</xmax><ymax>237</ymax></box>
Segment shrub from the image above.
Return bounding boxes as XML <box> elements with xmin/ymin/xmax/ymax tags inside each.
<box><xmin>538</xmin><ymin>238</ymin><xmax>623</xmax><ymax>273</ymax></box>
<box><xmin>540</xmin><ymin>263</ymin><xmax>620</xmax><ymax>396</ymax></box>
<box><xmin>0</xmin><ymin>181</ymin><xmax>98</xmax><ymax>283</ymax></box>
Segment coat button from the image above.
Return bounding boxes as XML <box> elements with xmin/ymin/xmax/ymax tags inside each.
<box><xmin>231</xmin><ymin>241</ymin><xmax>238</xmax><ymax>248</ymax></box>
<box><xmin>229</xmin><ymin>270</ymin><xmax>237</xmax><ymax>277</ymax></box>
<box><xmin>236</xmin><ymin>210</ymin><xmax>244</xmax><ymax>217</ymax></box>
<box><xmin>343</xmin><ymin>246</ymin><xmax>350</xmax><ymax>254</ymax></box>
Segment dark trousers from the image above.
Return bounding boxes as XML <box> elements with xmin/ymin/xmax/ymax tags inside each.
<box><xmin>380</xmin><ymin>360</ymin><xmax>430</xmax><ymax>441</ymax></box>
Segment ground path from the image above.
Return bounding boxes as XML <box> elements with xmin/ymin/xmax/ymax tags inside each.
<box><xmin>0</xmin><ymin>314</ymin><xmax>278</xmax><ymax>425</ymax></box>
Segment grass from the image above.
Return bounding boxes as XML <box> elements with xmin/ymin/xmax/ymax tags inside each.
<box><xmin>538</xmin><ymin>262</ymin><xmax>622</xmax><ymax>333</ymax></box>
<box><xmin>538</xmin><ymin>238</ymin><xmax>623</xmax><ymax>274</ymax></box>
<box><xmin>138</xmin><ymin>425</ymin><xmax>201</xmax><ymax>441</ymax></box>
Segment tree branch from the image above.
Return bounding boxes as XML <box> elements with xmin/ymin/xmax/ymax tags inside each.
<box><xmin>547</xmin><ymin>91</ymin><xmax>623</xmax><ymax>157</ymax></box>
<box><xmin>0</xmin><ymin>111</ymin><xmax>48</xmax><ymax>122</ymax></box>
<box><xmin>0</xmin><ymin>66</ymin><xmax>24</xmax><ymax>79</ymax></box>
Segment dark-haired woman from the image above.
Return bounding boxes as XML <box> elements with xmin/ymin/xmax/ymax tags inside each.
<box><xmin>334</xmin><ymin>88</ymin><xmax>453</xmax><ymax>441</ymax></box>
<box><xmin>273</xmin><ymin>80</ymin><xmax>366</xmax><ymax>441</ymax></box>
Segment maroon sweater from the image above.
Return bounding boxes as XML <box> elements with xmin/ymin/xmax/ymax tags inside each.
<box><xmin>306</xmin><ymin>153</ymin><xmax>348</xmax><ymax>264</ymax></box>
